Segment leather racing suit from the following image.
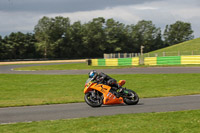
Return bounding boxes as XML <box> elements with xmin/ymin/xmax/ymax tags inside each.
<box><xmin>92</xmin><ymin>72</ymin><xmax>122</xmax><ymax>95</ymax></box>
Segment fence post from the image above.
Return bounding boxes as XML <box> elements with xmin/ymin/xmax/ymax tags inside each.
<box><xmin>124</xmin><ymin>53</ymin><xmax>127</xmax><ymax>58</ymax></box>
<box><xmin>104</xmin><ymin>54</ymin><xmax>107</xmax><ymax>59</ymax></box>
<box><xmin>139</xmin><ymin>55</ymin><xmax>144</xmax><ymax>65</ymax></box>
<box><xmin>163</xmin><ymin>52</ymin><xmax>165</xmax><ymax>56</ymax></box>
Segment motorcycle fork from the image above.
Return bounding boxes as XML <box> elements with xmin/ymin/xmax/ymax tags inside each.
<box><xmin>92</xmin><ymin>90</ymin><xmax>101</xmax><ymax>100</ymax></box>
<box><xmin>91</xmin><ymin>90</ymin><xmax>96</xmax><ymax>97</ymax></box>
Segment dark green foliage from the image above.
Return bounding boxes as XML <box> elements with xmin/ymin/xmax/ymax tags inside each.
<box><xmin>130</xmin><ymin>20</ymin><xmax>163</xmax><ymax>53</ymax></box>
<box><xmin>34</xmin><ymin>16</ymin><xmax>71</xmax><ymax>58</ymax></box>
<box><xmin>82</xmin><ymin>17</ymin><xmax>106</xmax><ymax>58</ymax></box>
<box><xmin>105</xmin><ymin>18</ymin><xmax>127</xmax><ymax>53</ymax></box>
<box><xmin>164</xmin><ymin>21</ymin><xmax>194</xmax><ymax>46</ymax></box>
<box><xmin>0</xmin><ymin>17</ymin><xmax>194</xmax><ymax>60</ymax></box>
<box><xmin>0</xmin><ymin>32</ymin><xmax>37</xmax><ymax>60</ymax></box>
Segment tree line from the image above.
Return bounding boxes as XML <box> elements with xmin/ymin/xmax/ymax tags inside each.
<box><xmin>0</xmin><ymin>16</ymin><xmax>194</xmax><ymax>60</ymax></box>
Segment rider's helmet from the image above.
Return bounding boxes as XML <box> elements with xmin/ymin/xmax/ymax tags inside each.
<box><xmin>89</xmin><ymin>70</ymin><xmax>97</xmax><ymax>79</ymax></box>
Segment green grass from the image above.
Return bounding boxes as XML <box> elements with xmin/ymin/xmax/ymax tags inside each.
<box><xmin>0</xmin><ymin>110</ymin><xmax>200</xmax><ymax>133</ymax></box>
<box><xmin>1</xmin><ymin>73</ymin><xmax>200</xmax><ymax>107</ymax></box>
<box><xmin>146</xmin><ymin>38</ymin><xmax>200</xmax><ymax>57</ymax></box>
<box><xmin>14</xmin><ymin>63</ymin><xmax>134</xmax><ymax>70</ymax></box>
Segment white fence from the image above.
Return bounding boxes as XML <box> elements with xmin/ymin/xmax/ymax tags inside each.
<box><xmin>104</xmin><ymin>53</ymin><xmax>140</xmax><ymax>59</ymax></box>
<box><xmin>104</xmin><ymin>51</ymin><xmax>200</xmax><ymax>58</ymax></box>
<box><xmin>145</xmin><ymin>50</ymin><xmax>200</xmax><ymax>57</ymax></box>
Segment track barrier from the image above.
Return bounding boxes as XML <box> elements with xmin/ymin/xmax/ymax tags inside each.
<box><xmin>91</xmin><ymin>55</ymin><xmax>200</xmax><ymax>66</ymax></box>
<box><xmin>91</xmin><ymin>57</ymin><xmax>139</xmax><ymax>66</ymax></box>
<box><xmin>144</xmin><ymin>55</ymin><xmax>200</xmax><ymax>66</ymax></box>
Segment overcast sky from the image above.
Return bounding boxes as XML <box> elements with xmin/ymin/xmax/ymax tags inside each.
<box><xmin>0</xmin><ymin>0</ymin><xmax>200</xmax><ymax>38</ymax></box>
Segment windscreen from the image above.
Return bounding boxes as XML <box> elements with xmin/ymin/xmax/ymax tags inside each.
<box><xmin>85</xmin><ymin>78</ymin><xmax>92</xmax><ymax>84</ymax></box>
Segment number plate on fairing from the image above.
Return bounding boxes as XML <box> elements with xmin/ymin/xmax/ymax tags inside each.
<box><xmin>87</xmin><ymin>82</ymin><xmax>92</xmax><ymax>88</ymax></box>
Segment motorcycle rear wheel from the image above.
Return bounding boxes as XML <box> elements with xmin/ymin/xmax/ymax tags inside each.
<box><xmin>84</xmin><ymin>91</ymin><xmax>103</xmax><ymax>107</ymax></box>
<box><xmin>123</xmin><ymin>89</ymin><xmax>139</xmax><ymax>105</ymax></box>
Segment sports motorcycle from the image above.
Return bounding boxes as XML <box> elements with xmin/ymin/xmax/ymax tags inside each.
<box><xmin>84</xmin><ymin>78</ymin><xmax>139</xmax><ymax>107</ymax></box>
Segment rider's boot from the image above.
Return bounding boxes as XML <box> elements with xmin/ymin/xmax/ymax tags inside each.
<box><xmin>119</xmin><ymin>87</ymin><xmax>131</xmax><ymax>95</ymax></box>
<box><xmin>118</xmin><ymin>87</ymin><xmax>124</xmax><ymax>93</ymax></box>
<box><xmin>114</xmin><ymin>87</ymin><xmax>125</xmax><ymax>98</ymax></box>
<box><xmin>114</xmin><ymin>85</ymin><xmax>130</xmax><ymax>98</ymax></box>
<box><xmin>113</xmin><ymin>92</ymin><xmax>120</xmax><ymax>98</ymax></box>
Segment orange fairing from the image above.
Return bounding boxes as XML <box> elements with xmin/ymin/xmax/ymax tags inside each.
<box><xmin>103</xmin><ymin>92</ymin><xmax>124</xmax><ymax>105</ymax></box>
<box><xmin>118</xmin><ymin>80</ymin><xmax>126</xmax><ymax>86</ymax></box>
<box><xmin>84</xmin><ymin>81</ymin><xmax>124</xmax><ymax>105</ymax></box>
<box><xmin>84</xmin><ymin>83</ymin><xmax>110</xmax><ymax>94</ymax></box>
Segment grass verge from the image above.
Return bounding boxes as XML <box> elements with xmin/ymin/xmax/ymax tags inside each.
<box><xmin>13</xmin><ymin>63</ymin><xmax>200</xmax><ymax>71</ymax></box>
<box><xmin>13</xmin><ymin>63</ymin><xmax>134</xmax><ymax>70</ymax></box>
<box><xmin>0</xmin><ymin>110</ymin><xmax>200</xmax><ymax>133</ymax></box>
<box><xmin>0</xmin><ymin>73</ymin><xmax>200</xmax><ymax>107</ymax></box>
<box><xmin>147</xmin><ymin>38</ymin><xmax>200</xmax><ymax>56</ymax></box>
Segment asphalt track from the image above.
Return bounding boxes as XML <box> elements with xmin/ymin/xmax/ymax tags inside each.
<box><xmin>1</xmin><ymin>63</ymin><xmax>200</xmax><ymax>74</ymax></box>
<box><xmin>1</xmin><ymin>95</ymin><xmax>200</xmax><ymax>124</ymax></box>
<box><xmin>0</xmin><ymin>63</ymin><xmax>200</xmax><ymax>124</ymax></box>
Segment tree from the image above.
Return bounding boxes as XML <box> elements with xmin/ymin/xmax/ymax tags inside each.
<box><xmin>69</xmin><ymin>21</ymin><xmax>85</xmax><ymax>58</ymax></box>
<box><xmin>34</xmin><ymin>16</ymin><xmax>70</xmax><ymax>58</ymax></box>
<box><xmin>104</xmin><ymin>18</ymin><xmax>128</xmax><ymax>53</ymax></box>
<box><xmin>0</xmin><ymin>32</ymin><xmax>37</xmax><ymax>60</ymax></box>
<box><xmin>164</xmin><ymin>21</ymin><xmax>194</xmax><ymax>46</ymax></box>
<box><xmin>4</xmin><ymin>17</ymin><xmax>196</xmax><ymax>60</ymax></box>
<box><xmin>50</xmin><ymin>16</ymin><xmax>71</xmax><ymax>58</ymax></box>
<box><xmin>34</xmin><ymin>16</ymin><xmax>51</xmax><ymax>58</ymax></box>
<box><xmin>82</xmin><ymin>17</ymin><xmax>106</xmax><ymax>58</ymax></box>
<box><xmin>0</xmin><ymin>35</ymin><xmax>4</xmax><ymax>60</ymax></box>
<box><xmin>24</xmin><ymin>33</ymin><xmax>38</xmax><ymax>58</ymax></box>
<box><xmin>130</xmin><ymin>20</ymin><xmax>162</xmax><ymax>53</ymax></box>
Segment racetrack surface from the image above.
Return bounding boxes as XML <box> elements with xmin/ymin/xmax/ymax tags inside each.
<box><xmin>1</xmin><ymin>63</ymin><xmax>200</xmax><ymax>74</ymax></box>
<box><xmin>1</xmin><ymin>95</ymin><xmax>200</xmax><ymax>124</ymax></box>
<box><xmin>1</xmin><ymin>63</ymin><xmax>200</xmax><ymax>124</ymax></box>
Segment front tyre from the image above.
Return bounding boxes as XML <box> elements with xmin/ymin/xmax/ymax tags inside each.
<box><xmin>84</xmin><ymin>91</ymin><xmax>103</xmax><ymax>107</ymax></box>
<box><xmin>123</xmin><ymin>89</ymin><xmax>139</xmax><ymax>105</ymax></box>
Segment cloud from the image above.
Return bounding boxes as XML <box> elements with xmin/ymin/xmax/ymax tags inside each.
<box><xmin>0</xmin><ymin>0</ymin><xmax>161</xmax><ymax>13</ymax></box>
<box><xmin>0</xmin><ymin>0</ymin><xmax>200</xmax><ymax>38</ymax></box>
<box><xmin>0</xmin><ymin>11</ymin><xmax>41</xmax><ymax>35</ymax></box>
<box><xmin>47</xmin><ymin>6</ymin><xmax>141</xmax><ymax>24</ymax></box>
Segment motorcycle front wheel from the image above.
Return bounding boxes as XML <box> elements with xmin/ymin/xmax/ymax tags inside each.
<box><xmin>84</xmin><ymin>91</ymin><xmax>103</xmax><ymax>107</ymax></box>
<box><xmin>123</xmin><ymin>89</ymin><xmax>139</xmax><ymax>105</ymax></box>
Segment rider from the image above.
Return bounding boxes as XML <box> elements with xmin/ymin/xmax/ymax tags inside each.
<box><xmin>88</xmin><ymin>70</ymin><xmax>124</xmax><ymax>98</ymax></box>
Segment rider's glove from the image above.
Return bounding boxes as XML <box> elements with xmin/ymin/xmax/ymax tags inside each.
<box><xmin>97</xmin><ymin>77</ymin><xmax>104</xmax><ymax>82</ymax></box>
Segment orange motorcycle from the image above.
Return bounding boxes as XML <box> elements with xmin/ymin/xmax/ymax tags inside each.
<box><xmin>84</xmin><ymin>78</ymin><xmax>139</xmax><ymax>107</ymax></box>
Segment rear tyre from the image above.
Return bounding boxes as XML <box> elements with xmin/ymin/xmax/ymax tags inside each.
<box><xmin>84</xmin><ymin>91</ymin><xmax>103</xmax><ymax>107</ymax></box>
<box><xmin>123</xmin><ymin>89</ymin><xmax>139</xmax><ymax>105</ymax></box>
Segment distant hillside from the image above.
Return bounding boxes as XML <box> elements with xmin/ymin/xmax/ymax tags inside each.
<box><xmin>146</xmin><ymin>38</ymin><xmax>200</xmax><ymax>57</ymax></box>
